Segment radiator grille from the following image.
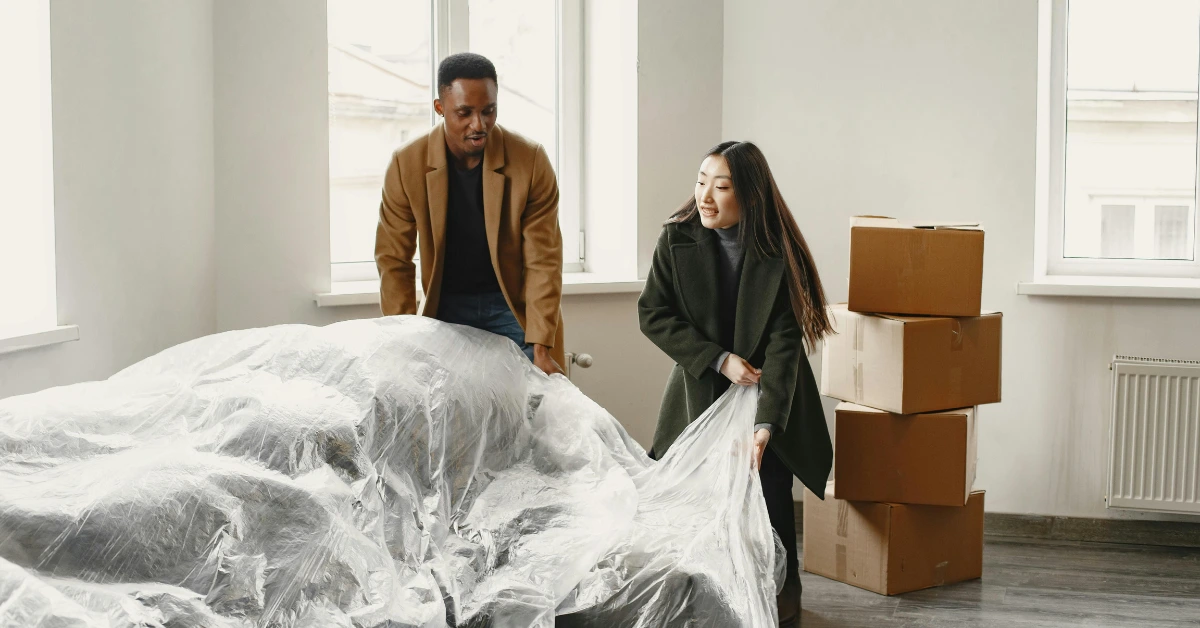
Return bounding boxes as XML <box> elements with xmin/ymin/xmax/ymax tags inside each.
<box><xmin>1107</xmin><ymin>356</ymin><xmax>1200</xmax><ymax>515</ymax></box>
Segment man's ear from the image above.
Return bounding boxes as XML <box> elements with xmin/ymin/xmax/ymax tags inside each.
<box><xmin>433</xmin><ymin>98</ymin><xmax>444</xmax><ymax>117</ymax></box>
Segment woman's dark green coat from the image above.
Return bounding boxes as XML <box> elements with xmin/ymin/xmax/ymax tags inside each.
<box><xmin>638</xmin><ymin>220</ymin><xmax>833</xmax><ymax>499</ymax></box>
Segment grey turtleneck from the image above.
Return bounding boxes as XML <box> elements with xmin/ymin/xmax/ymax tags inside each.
<box><xmin>709</xmin><ymin>223</ymin><xmax>774</xmax><ymax>436</ymax></box>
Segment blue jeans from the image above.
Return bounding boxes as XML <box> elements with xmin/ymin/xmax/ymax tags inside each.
<box><xmin>436</xmin><ymin>292</ymin><xmax>535</xmax><ymax>362</ymax></box>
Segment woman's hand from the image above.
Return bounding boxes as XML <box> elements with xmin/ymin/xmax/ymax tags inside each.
<box><xmin>720</xmin><ymin>355</ymin><xmax>761</xmax><ymax>386</ymax></box>
<box><xmin>752</xmin><ymin>427</ymin><xmax>771</xmax><ymax>470</ymax></box>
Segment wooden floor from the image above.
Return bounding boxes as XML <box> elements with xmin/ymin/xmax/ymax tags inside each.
<box><xmin>797</xmin><ymin>537</ymin><xmax>1200</xmax><ymax>627</ymax></box>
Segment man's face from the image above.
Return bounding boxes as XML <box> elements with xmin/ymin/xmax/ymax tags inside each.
<box><xmin>434</xmin><ymin>78</ymin><xmax>498</xmax><ymax>161</ymax></box>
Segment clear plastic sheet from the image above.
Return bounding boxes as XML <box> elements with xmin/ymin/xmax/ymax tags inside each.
<box><xmin>0</xmin><ymin>317</ymin><xmax>783</xmax><ymax>627</ymax></box>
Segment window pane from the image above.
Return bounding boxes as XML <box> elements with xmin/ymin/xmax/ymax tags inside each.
<box><xmin>1067</xmin><ymin>0</ymin><xmax>1200</xmax><ymax>91</ymax></box>
<box><xmin>1100</xmin><ymin>204</ymin><xmax>1136</xmax><ymax>258</ymax></box>
<box><xmin>328</xmin><ymin>0</ymin><xmax>432</xmax><ymax>265</ymax></box>
<box><xmin>1154</xmin><ymin>204</ymin><xmax>1192</xmax><ymax>259</ymax></box>
<box><xmin>0</xmin><ymin>0</ymin><xmax>56</xmax><ymax>334</ymax></box>
<box><xmin>468</xmin><ymin>0</ymin><xmax>558</xmax><ymax>170</ymax></box>
<box><xmin>1062</xmin><ymin>0</ymin><xmax>1200</xmax><ymax>260</ymax></box>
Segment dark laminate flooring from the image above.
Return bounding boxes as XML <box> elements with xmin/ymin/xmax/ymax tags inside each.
<box><xmin>797</xmin><ymin>537</ymin><xmax>1200</xmax><ymax>627</ymax></box>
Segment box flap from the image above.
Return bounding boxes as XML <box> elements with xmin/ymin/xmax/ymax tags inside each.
<box><xmin>873</xmin><ymin>311</ymin><xmax>1002</xmax><ymax>324</ymax></box>
<box><xmin>850</xmin><ymin>217</ymin><xmax>983</xmax><ymax>232</ymax></box>
<box><xmin>912</xmin><ymin>221</ymin><xmax>983</xmax><ymax>231</ymax></box>
<box><xmin>834</xmin><ymin>401</ymin><xmax>886</xmax><ymax>415</ymax></box>
<box><xmin>850</xmin><ymin>216</ymin><xmax>900</xmax><ymax>228</ymax></box>
<box><xmin>874</xmin><ymin>312</ymin><xmax>943</xmax><ymax>324</ymax></box>
<box><xmin>835</xmin><ymin>401</ymin><xmax>973</xmax><ymax>419</ymax></box>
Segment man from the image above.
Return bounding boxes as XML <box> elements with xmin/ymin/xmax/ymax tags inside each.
<box><xmin>375</xmin><ymin>53</ymin><xmax>566</xmax><ymax>375</ymax></box>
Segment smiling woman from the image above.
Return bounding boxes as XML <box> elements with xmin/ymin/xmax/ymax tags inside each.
<box><xmin>640</xmin><ymin>141</ymin><xmax>835</xmax><ymax>626</ymax></box>
<box><xmin>0</xmin><ymin>0</ymin><xmax>59</xmax><ymax>342</ymax></box>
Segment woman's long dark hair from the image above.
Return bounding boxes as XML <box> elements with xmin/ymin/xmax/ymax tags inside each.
<box><xmin>668</xmin><ymin>141</ymin><xmax>833</xmax><ymax>351</ymax></box>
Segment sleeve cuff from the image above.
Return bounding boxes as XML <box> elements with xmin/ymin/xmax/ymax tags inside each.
<box><xmin>711</xmin><ymin>351</ymin><xmax>731</xmax><ymax>374</ymax></box>
<box><xmin>754</xmin><ymin>422</ymin><xmax>775</xmax><ymax>435</ymax></box>
<box><xmin>686</xmin><ymin>343</ymin><xmax>728</xmax><ymax>381</ymax></box>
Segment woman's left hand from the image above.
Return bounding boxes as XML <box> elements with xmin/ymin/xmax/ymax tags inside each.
<box><xmin>752</xmin><ymin>427</ymin><xmax>771</xmax><ymax>470</ymax></box>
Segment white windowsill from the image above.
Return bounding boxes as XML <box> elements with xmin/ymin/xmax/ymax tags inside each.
<box><xmin>0</xmin><ymin>325</ymin><xmax>80</xmax><ymax>356</ymax></box>
<box><xmin>1017</xmin><ymin>276</ymin><xmax>1200</xmax><ymax>299</ymax></box>
<box><xmin>315</xmin><ymin>274</ymin><xmax>645</xmax><ymax>308</ymax></box>
<box><xmin>562</xmin><ymin>272</ymin><xmax>646</xmax><ymax>295</ymax></box>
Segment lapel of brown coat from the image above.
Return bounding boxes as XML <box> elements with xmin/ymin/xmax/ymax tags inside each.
<box><xmin>424</xmin><ymin>124</ymin><xmax>449</xmax><ymax>278</ymax></box>
<box><xmin>482</xmin><ymin>125</ymin><xmax>507</xmax><ymax>274</ymax></box>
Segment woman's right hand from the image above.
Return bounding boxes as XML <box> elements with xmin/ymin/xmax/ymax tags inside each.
<box><xmin>720</xmin><ymin>355</ymin><xmax>761</xmax><ymax>386</ymax></box>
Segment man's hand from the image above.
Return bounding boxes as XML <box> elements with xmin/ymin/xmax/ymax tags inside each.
<box><xmin>720</xmin><ymin>355</ymin><xmax>762</xmax><ymax>386</ymax></box>
<box><xmin>752</xmin><ymin>427</ymin><xmax>771</xmax><ymax>470</ymax></box>
<box><xmin>533</xmin><ymin>344</ymin><xmax>565</xmax><ymax>376</ymax></box>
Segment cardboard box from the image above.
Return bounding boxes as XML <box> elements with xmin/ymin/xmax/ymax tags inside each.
<box><xmin>834</xmin><ymin>403</ymin><xmax>977</xmax><ymax>506</ymax></box>
<box><xmin>803</xmin><ymin>482</ymin><xmax>984</xmax><ymax>595</ymax></box>
<box><xmin>847</xmin><ymin>216</ymin><xmax>984</xmax><ymax>317</ymax></box>
<box><xmin>820</xmin><ymin>304</ymin><xmax>1002</xmax><ymax>414</ymax></box>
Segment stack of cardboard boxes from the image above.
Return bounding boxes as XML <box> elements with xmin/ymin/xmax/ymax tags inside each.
<box><xmin>802</xmin><ymin>216</ymin><xmax>1002</xmax><ymax>596</ymax></box>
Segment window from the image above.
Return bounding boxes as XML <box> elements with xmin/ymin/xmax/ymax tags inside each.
<box><xmin>1156</xmin><ymin>204</ymin><xmax>1193</xmax><ymax>258</ymax></box>
<box><xmin>1085</xmin><ymin>194</ymin><xmax>1196</xmax><ymax>261</ymax></box>
<box><xmin>327</xmin><ymin>0</ymin><xmax>583</xmax><ymax>284</ymax></box>
<box><xmin>1040</xmin><ymin>0</ymin><xmax>1200</xmax><ymax>278</ymax></box>
<box><xmin>0</xmin><ymin>0</ymin><xmax>57</xmax><ymax>336</ymax></box>
<box><xmin>1099</xmin><ymin>203</ymin><xmax>1135</xmax><ymax>258</ymax></box>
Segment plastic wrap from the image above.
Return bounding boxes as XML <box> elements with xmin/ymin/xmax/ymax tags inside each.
<box><xmin>0</xmin><ymin>317</ymin><xmax>783</xmax><ymax>627</ymax></box>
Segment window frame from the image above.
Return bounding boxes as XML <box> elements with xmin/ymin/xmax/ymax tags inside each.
<box><xmin>1037</xmin><ymin>0</ymin><xmax>1200</xmax><ymax>280</ymax></box>
<box><xmin>329</xmin><ymin>0</ymin><xmax>583</xmax><ymax>284</ymax></box>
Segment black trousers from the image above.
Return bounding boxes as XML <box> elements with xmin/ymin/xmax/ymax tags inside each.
<box><xmin>760</xmin><ymin>446</ymin><xmax>800</xmax><ymax>583</ymax></box>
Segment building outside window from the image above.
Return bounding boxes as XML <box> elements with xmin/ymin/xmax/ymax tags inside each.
<box><xmin>326</xmin><ymin>0</ymin><xmax>581</xmax><ymax>285</ymax></box>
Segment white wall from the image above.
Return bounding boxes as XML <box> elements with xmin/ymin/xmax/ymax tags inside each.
<box><xmin>637</xmin><ymin>0</ymin><xmax>725</xmax><ymax>277</ymax></box>
<box><xmin>723</xmin><ymin>0</ymin><xmax>1200</xmax><ymax>520</ymax></box>
<box><xmin>0</xmin><ymin>0</ymin><xmax>215</xmax><ymax>399</ymax></box>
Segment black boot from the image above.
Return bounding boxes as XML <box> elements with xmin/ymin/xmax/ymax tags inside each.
<box><xmin>777</xmin><ymin>575</ymin><xmax>801</xmax><ymax>627</ymax></box>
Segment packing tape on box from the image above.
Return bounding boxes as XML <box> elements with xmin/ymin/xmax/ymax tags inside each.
<box><xmin>835</xmin><ymin>544</ymin><xmax>848</xmax><ymax>581</ymax></box>
<box><xmin>836</xmin><ymin>501</ymin><xmax>850</xmax><ymax>538</ymax></box>
<box><xmin>853</xmin><ymin>316</ymin><xmax>865</xmax><ymax>403</ymax></box>
<box><xmin>854</xmin><ymin>363</ymin><xmax>864</xmax><ymax>403</ymax></box>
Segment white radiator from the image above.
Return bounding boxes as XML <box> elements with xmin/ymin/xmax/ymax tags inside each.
<box><xmin>1107</xmin><ymin>355</ymin><xmax>1200</xmax><ymax>515</ymax></box>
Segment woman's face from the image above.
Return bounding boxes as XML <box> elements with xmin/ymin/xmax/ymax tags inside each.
<box><xmin>695</xmin><ymin>154</ymin><xmax>741</xmax><ymax>230</ymax></box>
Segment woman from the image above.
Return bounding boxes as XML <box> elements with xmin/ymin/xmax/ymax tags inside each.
<box><xmin>638</xmin><ymin>141</ymin><xmax>834</xmax><ymax>627</ymax></box>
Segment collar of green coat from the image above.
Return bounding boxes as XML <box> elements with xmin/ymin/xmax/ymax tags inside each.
<box><xmin>669</xmin><ymin>220</ymin><xmax>784</xmax><ymax>357</ymax></box>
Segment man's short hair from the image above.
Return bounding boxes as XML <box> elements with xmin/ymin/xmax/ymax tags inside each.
<box><xmin>437</xmin><ymin>53</ymin><xmax>498</xmax><ymax>95</ymax></box>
